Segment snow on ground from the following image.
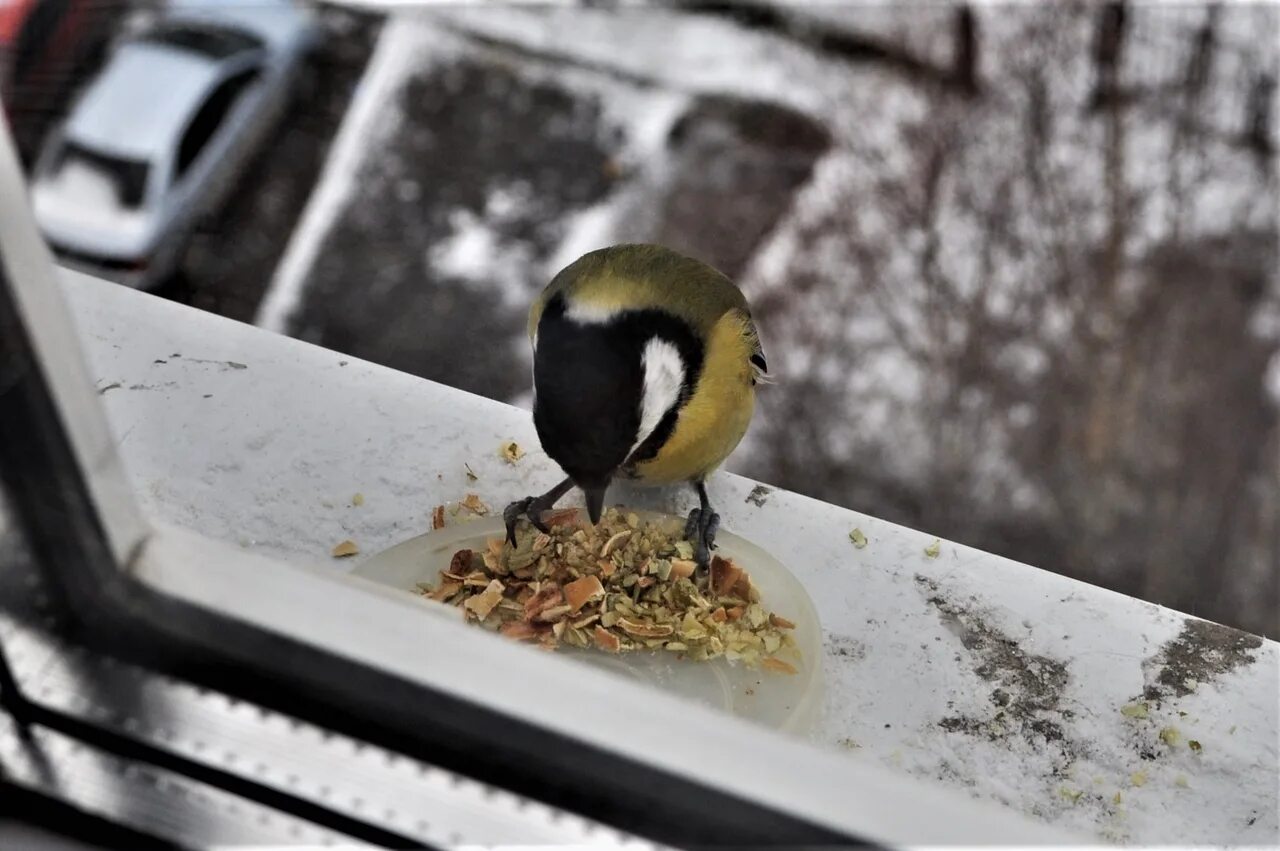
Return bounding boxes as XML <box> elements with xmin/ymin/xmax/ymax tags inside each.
<box><xmin>427</xmin><ymin>189</ymin><xmax>540</xmax><ymax>311</ymax></box>
<box><xmin>255</xmin><ymin>16</ymin><xmax>459</xmax><ymax>332</ymax></box>
<box><xmin>433</xmin><ymin>5</ymin><xmax>842</xmax><ymax>115</ymax></box>
<box><xmin>541</xmin><ymin>88</ymin><xmax>691</xmax><ymax>281</ymax></box>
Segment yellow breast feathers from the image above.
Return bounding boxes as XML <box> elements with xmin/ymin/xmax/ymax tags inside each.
<box><xmin>629</xmin><ymin>308</ymin><xmax>759</xmax><ymax>484</ymax></box>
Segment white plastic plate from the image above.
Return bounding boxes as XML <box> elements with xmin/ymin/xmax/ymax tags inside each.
<box><xmin>352</xmin><ymin>509</ymin><xmax>824</xmax><ymax>735</ymax></box>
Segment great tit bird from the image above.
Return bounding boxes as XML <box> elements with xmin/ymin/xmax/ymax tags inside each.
<box><xmin>504</xmin><ymin>244</ymin><xmax>767</xmax><ymax>567</ymax></box>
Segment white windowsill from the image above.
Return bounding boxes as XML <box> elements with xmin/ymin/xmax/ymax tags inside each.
<box><xmin>62</xmin><ymin>269</ymin><xmax>1278</xmax><ymax>846</ymax></box>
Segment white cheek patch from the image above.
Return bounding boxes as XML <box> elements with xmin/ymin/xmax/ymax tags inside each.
<box><xmin>631</xmin><ymin>338</ymin><xmax>685</xmax><ymax>458</ymax></box>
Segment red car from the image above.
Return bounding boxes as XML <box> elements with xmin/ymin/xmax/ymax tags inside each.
<box><xmin>0</xmin><ymin>0</ymin><xmax>126</xmax><ymax>164</ymax></box>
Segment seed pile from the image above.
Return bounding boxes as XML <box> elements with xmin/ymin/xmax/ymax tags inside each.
<box><xmin>416</xmin><ymin>507</ymin><xmax>799</xmax><ymax>672</ymax></box>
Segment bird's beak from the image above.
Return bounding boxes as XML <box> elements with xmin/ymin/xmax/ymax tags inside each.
<box><xmin>583</xmin><ymin>482</ymin><xmax>609</xmax><ymax>526</ymax></box>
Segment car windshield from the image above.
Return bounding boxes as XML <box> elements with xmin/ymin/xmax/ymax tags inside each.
<box><xmin>52</xmin><ymin>141</ymin><xmax>151</xmax><ymax>209</ymax></box>
<box><xmin>136</xmin><ymin>21</ymin><xmax>264</xmax><ymax>60</ymax></box>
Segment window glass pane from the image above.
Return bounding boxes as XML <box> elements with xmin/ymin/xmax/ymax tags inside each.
<box><xmin>45</xmin><ymin>141</ymin><xmax>149</xmax><ymax>208</ymax></box>
<box><xmin>176</xmin><ymin>67</ymin><xmax>260</xmax><ymax>176</ymax></box>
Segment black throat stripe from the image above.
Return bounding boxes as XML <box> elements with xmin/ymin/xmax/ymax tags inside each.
<box><xmin>533</xmin><ymin>295</ymin><xmax>705</xmax><ymax>484</ymax></box>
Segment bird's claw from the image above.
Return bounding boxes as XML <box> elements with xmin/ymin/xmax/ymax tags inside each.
<box><xmin>504</xmin><ymin>496</ymin><xmax>552</xmax><ymax>546</ymax></box>
<box><xmin>503</xmin><ymin>499</ymin><xmax>530</xmax><ymax>547</ymax></box>
<box><xmin>684</xmin><ymin>506</ymin><xmax>720</xmax><ymax>571</ymax></box>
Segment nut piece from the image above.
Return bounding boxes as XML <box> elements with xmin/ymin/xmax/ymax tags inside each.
<box><xmin>710</xmin><ymin>556</ymin><xmax>743</xmax><ymax>596</ymax></box>
<box><xmin>501</xmin><ymin>622</ymin><xmax>542</xmax><ymax>641</ymax></box>
<box><xmin>617</xmin><ymin>618</ymin><xmax>674</xmax><ymax>638</ymax></box>
<box><xmin>464</xmin><ymin>579</ymin><xmax>504</xmax><ymax>620</ymax></box>
<box><xmin>332</xmin><ymin>540</ymin><xmax>359</xmax><ymax>558</ymax></box>
<box><xmin>769</xmin><ymin>614</ymin><xmax>796</xmax><ymax>629</ymax></box>
<box><xmin>1120</xmin><ymin>702</ymin><xmax>1149</xmax><ymax>719</ymax></box>
<box><xmin>761</xmin><ymin>657</ymin><xmax>797</xmax><ymax>675</ymax></box>
<box><xmin>432</xmin><ymin>505</ymin><xmax>446</xmax><ymax>529</ymax></box>
<box><xmin>534</xmin><ymin>604</ymin><xmax>573</xmax><ymax>623</ymax></box>
<box><xmin>541</xmin><ymin>507</ymin><xmax>580</xmax><ymax>528</ymax></box>
<box><xmin>669</xmin><ymin>559</ymin><xmax>697</xmax><ymax>579</ymax></box>
<box><xmin>600</xmin><ymin>531</ymin><xmax>632</xmax><ymax>557</ymax></box>
<box><xmin>428</xmin><ymin>580</ymin><xmax>462</xmax><ymax>601</ymax></box>
<box><xmin>524</xmin><ymin>585</ymin><xmax>564</xmax><ymax>620</ymax></box>
<box><xmin>352</xmin><ymin>492</ymin><xmax>365</xmax><ymax>506</ymax></box>
<box><xmin>924</xmin><ymin>539</ymin><xmax>941</xmax><ymax>558</ymax></box>
<box><xmin>565</xmin><ymin>575</ymin><xmax>605</xmax><ymax>613</ymax></box>
<box><xmin>849</xmin><ymin>528</ymin><xmax>867</xmax><ymax>549</ymax></box>
<box><xmin>499</xmin><ymin>441</ymin><xmax>526</xmax><ymax>463</ymax></box>
<box><xmin>593</xmin><ymin>626</ymin><xmax>621</xmax><ymax>653</ymax></box>
<box><xmin>460</xmin><ymin>493</ymin><xmax>490</xmax><ymax>515</ymax></box>
<box><xmin>446</xmin><ymin>549</ymin><xmax>472</xmax><ymax>578</ymax></box>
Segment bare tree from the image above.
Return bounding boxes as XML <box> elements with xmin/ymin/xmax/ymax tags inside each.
<box><xmin>741</xmin><ymin>3</ymin><xmax>1279</xmax><ymax>636</ymax></box>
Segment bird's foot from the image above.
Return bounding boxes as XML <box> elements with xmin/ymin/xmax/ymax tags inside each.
<box><xmin>503</xmin><ymin>478</ymin><xmax>575</xmax><ymax>547</ymax></box>
<box><xmin>684</xmin><ymin>506</ymin><xmax>721</xmax><ymax>572</ymax></box>
<box><xmin>503</xmin><ymin>495</ymin><xmax>552</xmax><ymax>546</ymax></box>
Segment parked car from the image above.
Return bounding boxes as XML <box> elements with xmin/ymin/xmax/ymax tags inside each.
<box><xmin>30</xmin><ymin>0</ymin><xmax>317</xmax><ymax>289</ymax></box>
<box><xmin>0</xmin><ymin>0</ymin><xmax>126</xmax><ymax>164</ymax></box>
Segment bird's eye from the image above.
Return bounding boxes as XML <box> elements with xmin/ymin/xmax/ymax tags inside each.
<box><xmin>750</xmin><ymin>353</ymin><xmax>768</xmax><ymax>372</ymax></box>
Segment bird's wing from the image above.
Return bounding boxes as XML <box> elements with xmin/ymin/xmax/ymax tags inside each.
<box><xmin>736</xmin><ymin>308</ymin><xmax>770</xmax><ymax>385</ymax></box>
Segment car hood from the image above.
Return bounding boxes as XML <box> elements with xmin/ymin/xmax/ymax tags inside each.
<box><xmin>31</xmin><ymin>165</ymin><xmax>159</xmax><ymax>259</ymax></box>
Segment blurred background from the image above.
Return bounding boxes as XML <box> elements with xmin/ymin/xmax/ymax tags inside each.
<box><xmin>3</xmin><ymin>1</ymin><xmax>1276</xmax><ymax>637</ymax></box>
